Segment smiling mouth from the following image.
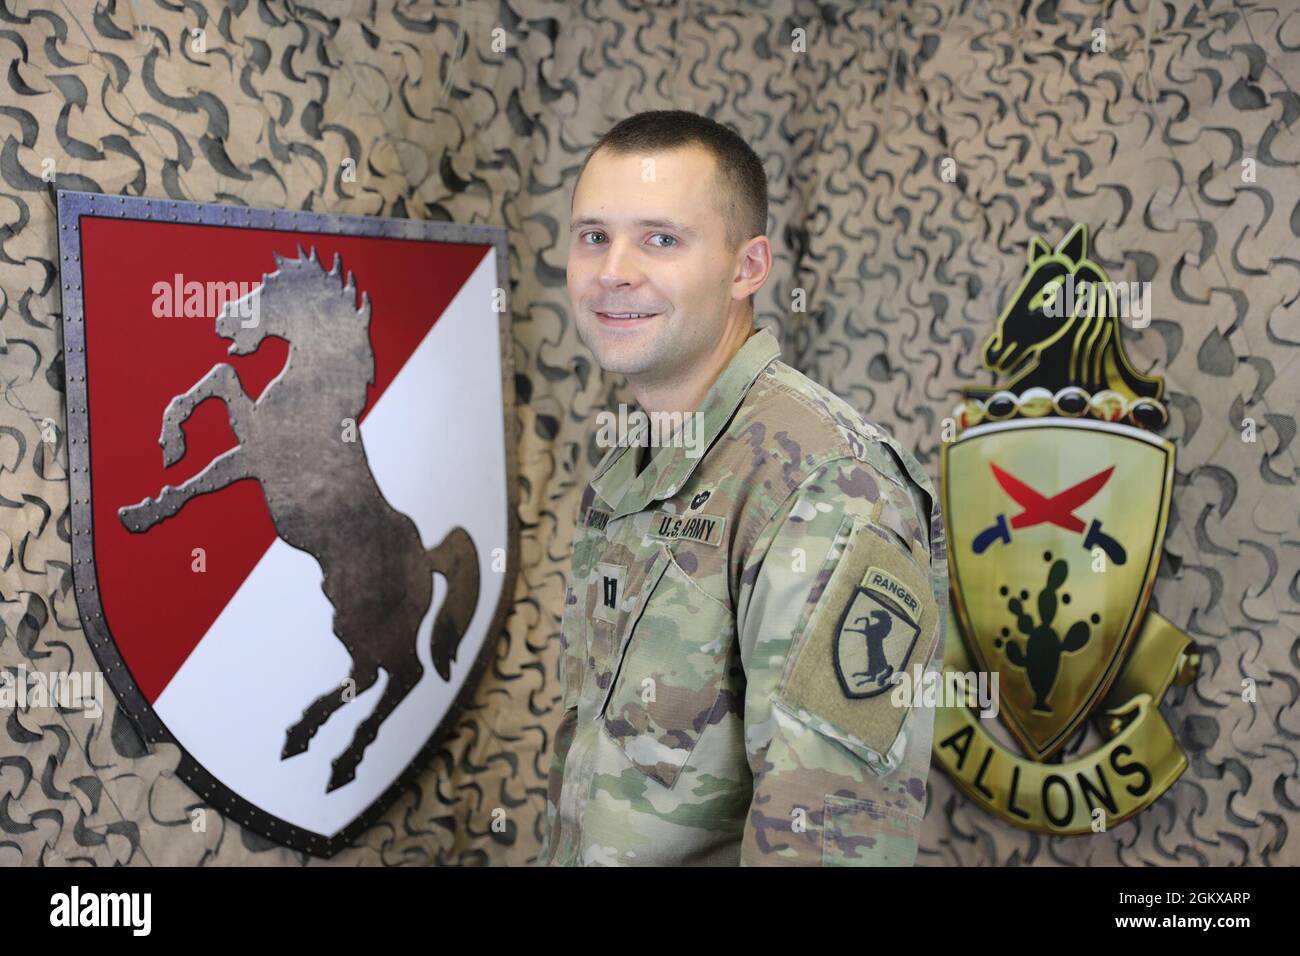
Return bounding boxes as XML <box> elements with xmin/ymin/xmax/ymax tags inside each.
<box><xmin>595</xmin><ymin>310</ymin><xmax>661</xmax><ymax>325</ymax></box>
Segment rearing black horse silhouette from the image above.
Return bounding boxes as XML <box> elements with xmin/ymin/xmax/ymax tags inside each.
<box><xmin>119</xmin><ymin>248</ymin><xmax>480</xmax><ymax>793</ymax></box>
<box><xmin>846</xmin><ymin>609</ymin><xmax>895</xmax><ymax>689</ymax></box>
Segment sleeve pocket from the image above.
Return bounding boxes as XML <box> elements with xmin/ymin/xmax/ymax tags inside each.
<box><xmin>821</xmin><ymin>794</ymin><xmax>920</xmax><ymax>867</ymax></box>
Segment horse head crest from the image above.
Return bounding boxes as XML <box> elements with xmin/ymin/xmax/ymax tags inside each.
<box><xmin>976</xmin><ymin>223</ymin><xmax>1163</xmax><ymax>413</ymax></box>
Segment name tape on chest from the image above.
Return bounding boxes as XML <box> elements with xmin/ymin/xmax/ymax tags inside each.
<box><xmin>646</xmin><ymin>510</ymin><xmax>726</xmax><ymax>547</ymax></box>
<box><xmin>583</xmin><ymin>507</ymin><xmax>612</xmax><ymax>532</ymax></box>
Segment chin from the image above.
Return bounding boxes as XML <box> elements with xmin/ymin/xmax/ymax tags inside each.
<box><xmin>581</xmin><ymin>334</ymin><xmax>629</xmax><ymax>367</ymax></box>
<box><xmin>592</xmin><ymin>352</ymin><xmax>642</xmax><ymax>376</ymax></box>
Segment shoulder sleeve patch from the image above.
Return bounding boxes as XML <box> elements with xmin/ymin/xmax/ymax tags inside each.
<box><xmin>777</xmin><ymin>515</ymin><xmax>939</xmax><ymax>769</ymax></box>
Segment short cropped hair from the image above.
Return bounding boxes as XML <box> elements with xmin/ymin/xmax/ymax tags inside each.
<box><xmin>576</xmin><ymin>110</ymin><xmax>768</xmax><ymax>251</ymax></box>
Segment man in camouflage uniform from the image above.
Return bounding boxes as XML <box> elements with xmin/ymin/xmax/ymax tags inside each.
<box><xmin>539</xmin><ymin>111</ymin><xmax>946</xmax><ymax>866</ymax></box>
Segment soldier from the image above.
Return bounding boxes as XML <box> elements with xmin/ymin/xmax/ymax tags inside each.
<box><xmin>538</xmin><ymin>110</ymin><xmax>947</xmax><ymax>866</ymax></box>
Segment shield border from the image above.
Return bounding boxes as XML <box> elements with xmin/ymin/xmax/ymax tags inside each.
<box><xmin>55</xmin><ymin>189</ymin><xmax>520</xmax><ymax>858</ymax></box>
<box><xmin>832</xmin><ymin>587</ymin><xmax>921</xmax><ymax>699</ymax></box>
<box><xmin>940</xmin><ymin>417</ymin><xmax>1174</xmax><ymax>760</ymax></box>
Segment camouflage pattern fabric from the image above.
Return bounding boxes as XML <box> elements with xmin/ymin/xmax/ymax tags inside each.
<box><xmin>0</xmin><ymin>0</ymin><xmax>1292</xmax><ymax>868</ymax></box>
<box><xmin>538</xmin><ymin>327</ymin><xmax>947</xmax><ymax>866</ymax></box>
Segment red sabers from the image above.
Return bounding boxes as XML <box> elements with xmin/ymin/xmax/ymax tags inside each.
<box><xmin>990</xmin><ymin>464</ymin><xmax>1114</xmax><ymax>532</ymax></box>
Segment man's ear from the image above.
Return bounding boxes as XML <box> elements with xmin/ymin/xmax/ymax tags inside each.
<box><xmin>735</xmin><ymin>234</ymin><xmax>773</xmax><ymax>301</ymax></box>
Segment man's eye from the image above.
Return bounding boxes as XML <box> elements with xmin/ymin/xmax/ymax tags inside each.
<box><xmin>648</xmin><ymin>234</ymin><xmax>677</xmax><ymax>248</ymax></box>
<box><xmin>582</xmin><ymin>231</ymin><xmax>606</xmax><ymax>245</ymax></box>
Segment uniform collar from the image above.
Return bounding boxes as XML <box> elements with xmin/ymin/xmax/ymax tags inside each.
<box><xmin>589</xmin><ymin>326</ymin><xmax>781</xmax><ymax>518</ymax></box>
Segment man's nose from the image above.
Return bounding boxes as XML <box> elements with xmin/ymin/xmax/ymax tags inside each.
<box><xmin>598</xmin><ymin>236</ymin><xmax>641</xmax><ymax>288</ymax></box>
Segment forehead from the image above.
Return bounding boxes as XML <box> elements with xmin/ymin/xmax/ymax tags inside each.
<box><xmin>572</xmin><ymin>145</ymin><xmax>723</xmax><ymax>230</ymax></box>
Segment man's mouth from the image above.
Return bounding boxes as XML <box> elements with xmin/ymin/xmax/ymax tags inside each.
<box><xmin>595</xmin><ymin>310</ymin><xmax>660</xmax><ymax>326</ymax></box>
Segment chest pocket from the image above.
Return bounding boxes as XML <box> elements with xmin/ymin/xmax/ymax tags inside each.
<box><xmin>600</xmin><ymin>544</ymin><xmax>736</xmax><ymax>789</ymax></box>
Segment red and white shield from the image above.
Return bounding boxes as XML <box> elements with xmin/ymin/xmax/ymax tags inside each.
<box><xmin>57</xmin><ymin>191</ymin><xmax>517</xmax><ymax>856</ymax></box>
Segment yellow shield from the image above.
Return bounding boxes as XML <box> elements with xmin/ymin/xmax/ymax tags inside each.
<box><xmin>942</xmin><ymin>419</ymin><xmax>1173</xmax><ymax>760</ymax></box>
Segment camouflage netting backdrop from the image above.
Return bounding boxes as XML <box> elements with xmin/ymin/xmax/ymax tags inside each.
<box><xmin>0</xmin><ymin>0</ymin><xmax>1295</xmax><ymax>865</ymax></box>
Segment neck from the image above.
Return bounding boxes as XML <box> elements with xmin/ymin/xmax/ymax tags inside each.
<box><xmin>630</xmin><ymin>315</ymin><xmax>754</xmax><ymax>416</ymax></box>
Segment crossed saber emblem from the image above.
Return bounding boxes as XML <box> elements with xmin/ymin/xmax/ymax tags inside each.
<box><xmin>973</xmin><ymin>464</ymin><xmax>1127</xmax><ymax>565</ymax></box>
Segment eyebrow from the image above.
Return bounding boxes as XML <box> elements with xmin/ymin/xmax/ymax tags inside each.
<box><xmin>569</xmin><ymin>216</ymin><xmax>699</xmax><ymax>237</ymax></box>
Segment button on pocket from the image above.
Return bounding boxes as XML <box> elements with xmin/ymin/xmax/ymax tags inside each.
<box><xmin>602</xmin><ymin>548</ymin><xmax>735</xmax><ymax>789</ymax></box>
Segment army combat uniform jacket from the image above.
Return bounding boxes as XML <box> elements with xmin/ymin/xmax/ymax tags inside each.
<box><xmin>538</xmin><ymin>327</ymin><xmax>947</xmax><ymax>866</ymax></box>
